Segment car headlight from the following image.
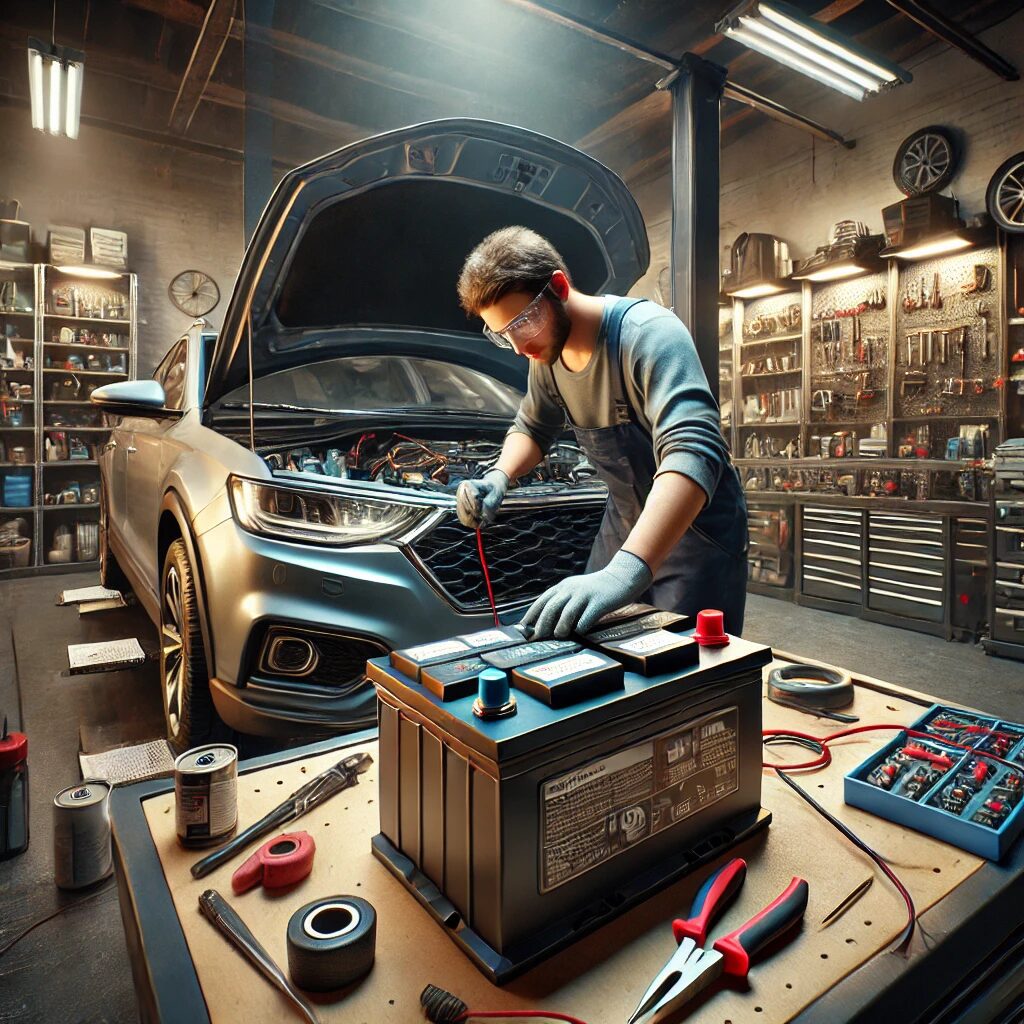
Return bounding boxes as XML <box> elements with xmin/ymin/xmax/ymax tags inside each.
<box><xmin>229</xmin><ymin>476</ymin><xmax>432</xmax><ymax>546</ymax></box>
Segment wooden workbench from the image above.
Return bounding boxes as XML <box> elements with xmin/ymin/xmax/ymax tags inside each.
<box><xmin>111</xmin><ymin>661</ymin><xmax>1024</xmax><ymax>1024</ymax></box>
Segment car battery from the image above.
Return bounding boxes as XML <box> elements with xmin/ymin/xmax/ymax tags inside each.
<box><xmin>367</xmin><ymin>616</ymin><xmax>772</xmax><ymax>983</ymax></box>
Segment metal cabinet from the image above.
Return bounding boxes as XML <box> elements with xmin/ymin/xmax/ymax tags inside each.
<box><xmin>867</xmin><ymin>512</ymin><xmax>945</xmax><ymax>624</ymax></box>
<box><xmin>800</xmin><ymin>506</ymin><xmax>864</xmax><ymax>605</ymax></box>
<box><xmin>747</xmin><ymin>502</ymin><xmax>793</xmax><ymax>589</ymax></box>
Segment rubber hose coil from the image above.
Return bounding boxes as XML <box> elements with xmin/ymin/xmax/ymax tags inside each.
<box><xmin>286</xmin><ymin>896</ymin><xmax>376</xmax><ymax>992</ymax></box>
<box><xmin>767</xmin><ymin>664</ymin><xmax>854</xmax><ymax>709</ymax></box>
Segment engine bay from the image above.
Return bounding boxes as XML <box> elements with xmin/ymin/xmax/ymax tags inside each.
<box><xmin>262</xmin><ymin>430</ymin><xmax>600</xmax><ymax>494</ymax></box>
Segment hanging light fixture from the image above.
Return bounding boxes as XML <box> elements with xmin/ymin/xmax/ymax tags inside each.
<box><xmin>716</xmin><ymin>1</ymin><xmax>910</xmax><ymax>101</ymax></box>
<box><xmin>27</xmin><ymin>31</ymin><xmax>85</xmax><ymax>140</ymax></box>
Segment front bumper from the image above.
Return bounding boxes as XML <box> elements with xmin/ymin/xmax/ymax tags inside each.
<box><xmin>196</xmin><ymin>515</ymin><xmax>514</xmax><ymax>736</ymax></box>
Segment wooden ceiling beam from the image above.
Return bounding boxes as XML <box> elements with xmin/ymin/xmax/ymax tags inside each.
<box><xmin>168</xmin><ymin>0</ymin><xmax>237</xmax><ymax>134</ymax></box>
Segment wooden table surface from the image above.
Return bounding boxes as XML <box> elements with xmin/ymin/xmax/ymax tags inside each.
<box><xmin>121</xmin><ymin>660</ymin><xmax>995</xmax><ymax>1024</ymax></box>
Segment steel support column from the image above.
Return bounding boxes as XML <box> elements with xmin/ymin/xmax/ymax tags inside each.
<box><xmin>670</xmin><ymin>54</ymin><xmax>728</xmax><ymax>389</ymax></box>
<box><xmin>243</xmin><ymin>0</ymin><xmax>276</xmax><ymax>244</ymax></box>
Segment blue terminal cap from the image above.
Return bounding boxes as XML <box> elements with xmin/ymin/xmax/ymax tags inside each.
<box><xmin>473</xmin><ymin>668</ymin><xmax>516</xmax><ymax>720</ymax></box>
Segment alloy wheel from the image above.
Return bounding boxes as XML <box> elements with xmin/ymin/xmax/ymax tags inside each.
<box><xmin>162</xmin><ymin>564</ymin><xmax>184</xmax><ymax>739</ymax></box>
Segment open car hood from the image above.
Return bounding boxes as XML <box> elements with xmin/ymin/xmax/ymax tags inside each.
<box><xmin>204</xmin><ymin>118</ymin><xmax>649</xmax><ymax>409</ymax></box>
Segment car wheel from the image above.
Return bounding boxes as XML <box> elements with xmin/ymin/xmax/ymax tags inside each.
<box><xmin>161</xmin><ymin>539</ymin><xmax>217</xmax><ymax>753</ymax></box>
<box><xmin>99</xmin><ymin>483</ymin><xmax>131</xmax><ymax>592</ymax></box>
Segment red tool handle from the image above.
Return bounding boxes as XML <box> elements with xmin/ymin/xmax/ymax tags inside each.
<box><xmin>712</xmin><ymin>877</ymin><xmax>809</xmax><ymax>980</ymax></box>
<box><xmin>231</xmin><ymin>831</ymin><xmax>316</xmax><ymax>894</ymax></box>
<box><xmin>902</xmin><ymin>745</ymin><xmax>953</xmax><ymax>768</ymax></box>
<box><xmin>672</xmin><ymin>858</ymin><xmax>746</xmax><ymax>947</ymax></box>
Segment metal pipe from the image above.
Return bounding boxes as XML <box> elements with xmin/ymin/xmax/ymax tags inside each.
<box><xmin>884</xmin><ymin>0</ymin><xmax>1018</xmax><ymax>81</ymax></box>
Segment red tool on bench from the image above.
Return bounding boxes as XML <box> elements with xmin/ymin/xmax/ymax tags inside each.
<box><xmin>627</xmin><ymin>858</ymin><xmax>808</xmax><ymax>1024</ymax></box>
<box><xmin>231</xmin><ymin>831</ymin><xmax>316</xmax><ymax>894</ymax></box>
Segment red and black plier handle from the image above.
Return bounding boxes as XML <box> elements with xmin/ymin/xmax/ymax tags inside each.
<box><xmin>672</xmin><ymin>857</ymin><xmax>809</xmax><ymax>980</ymax></box>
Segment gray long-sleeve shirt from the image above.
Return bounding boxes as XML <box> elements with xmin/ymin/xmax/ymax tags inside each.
<box><xmin>510</xmin><ymin>296</ymin><xmax>731</xmax><ymax>504</ymax></box>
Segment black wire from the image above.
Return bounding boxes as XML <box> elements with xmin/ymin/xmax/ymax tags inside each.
<box><xmin>772</xmin><ymin>767</ymin><xmax>916</xmax><ymax>954</ymax></box>
<box><xmin>0</xmin><ymin>877</ymin><xmax>117</xmax><ymax>958</ymax></box>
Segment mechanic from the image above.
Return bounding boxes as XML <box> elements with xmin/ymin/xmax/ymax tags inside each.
<box><xmin>455</xmin><ymin>225</ymin><xmax>748</xmax><ymax>639</ymax></box>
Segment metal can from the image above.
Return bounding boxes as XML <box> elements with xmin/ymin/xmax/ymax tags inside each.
<box><xmin>174</xmin><ymin>744</ymin><xmax>238</xmax><ymax>847</ymax></box>
<box><xmin>53</xmin><ymin>779</ymin><xmax>113</xmax><ymax>889</ymax></box>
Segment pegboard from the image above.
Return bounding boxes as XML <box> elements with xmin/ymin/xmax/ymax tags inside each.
<box><xmin>809</xmin><ymin>271</ymin><xmax>889</xmax><ymax>429</ymax></box>
<box><xmin>893</xmin><ymin>246</ymin><xmax>1002</xmax><ymax>426</ymax></box>
<box><xmin>738</xmin><ymin>291</ymin><xmax>803</xmax><ymax>432</ymax></box>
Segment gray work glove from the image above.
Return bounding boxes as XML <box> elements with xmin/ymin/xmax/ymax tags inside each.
<box><xmin>456</xmin><ymin>468</ymin><xmax>510</xmax><ymax>529</ymax></box>
<box><xmin>520</xmin><ymin>550</ymin><xmax>654</xmax><ymax>639</ymax></box>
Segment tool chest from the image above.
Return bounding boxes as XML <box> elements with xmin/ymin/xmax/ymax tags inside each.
<box><xmin>845</xmin><ymin>704</ymin><xmax>1024</xmax><ymax>859</ymax></box>
<box><xmin>367</xmin><ymin>620</ymin><xmax>772</xmax><ymax>982</ymax></box>
<box><xmin>800</xmin><ymin>505</ymin><xmax>864</xmax><ymax>604</ymax></box>
<box><xmin>866</xmin><ymin>511</ymin><xmax>946</xmax><ymax>623</ymax></box>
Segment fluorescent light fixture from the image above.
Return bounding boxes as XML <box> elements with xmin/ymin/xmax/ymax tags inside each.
<box><xmin>27</xmin><ymin>47</ymin><xmax>44</xmax><ymax>130</ymax></box>
<box><xmin>793</xmin><ymin>261</ymin><xmax>871</xmax><ymax>282</ymax></box>
<box><xmin>729</xmin><ymin>282</ymin><xmax>786</xmax><ymax>299</ymax></box>
<box><xmin>65</xmin><ymin>59</ymin><xmax>83</xmax><ymax>140</ymax></box>
<box><xmin>48</xmin><ymin>57</ymin><xmax>62</xmax><ymax>134</ymax></box>
<box><xmin>760</xmin><ymin>4</ymin><xmax>900</xmax><ymax>83</ymax></box>
<box><xmin>889</xmin><ymin>235</ymin><xmax>974</xmax><ymax>260</ymax></box>
<box><xmin>55</xmin><ymin>263</ymin><xmax>124</xmax><ymax>279</ymax></box>
<box><xmin>26</xmin><ymin>37</ymin><xmax>85</xmax><ymax>140</ymax></box>
<box><xmin>718</xmin><ymin>1</ymin><xmax>910</xmax><ymax>101</ymax></box>
<box><xmin>739</xmin><ymin>17</ymin><xmax>879</xmax><ymax>93</ymax></box>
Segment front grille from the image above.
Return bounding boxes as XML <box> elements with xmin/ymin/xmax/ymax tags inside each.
<box><xmin>258</xmin><ymin>626</ymin><xmax>386</xmax><ymax>690</ymax></box>
<box><xmin>411</xmin><ymin>502</ymin><xmax>606</xmax><ymax>610</ymax></box>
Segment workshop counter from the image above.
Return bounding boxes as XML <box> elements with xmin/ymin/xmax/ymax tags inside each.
<box><xmin>111</xmin><ymin>662</ymin><xmax>1024</xmax><ymax>1024</ymax></box>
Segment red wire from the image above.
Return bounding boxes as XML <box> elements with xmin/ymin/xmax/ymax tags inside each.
<box><xmin>476</xmin><ymin>528</ymin><xmax>500</xmax><ymax>627</ymax></box>
<box><xmin>459</xmin><ymin>1013</ymin><xmax>590</xmax><ymax>1024</ymax></box>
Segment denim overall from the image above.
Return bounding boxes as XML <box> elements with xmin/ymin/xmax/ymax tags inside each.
<box><xmin>547</xmin><ymin>297</ymin><xmax>750</xmax><ymax>632</ymax></box>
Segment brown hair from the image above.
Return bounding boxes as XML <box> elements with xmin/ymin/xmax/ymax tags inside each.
<box><xmin>457</xmin><ymin>226</ymin><xmax>570</xmax><ymax>316</ymax></box>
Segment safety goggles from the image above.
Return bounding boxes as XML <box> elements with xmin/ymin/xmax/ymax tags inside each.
<box><xmin>482</xmin><ymin>282</ymin><xmax>554</xmax><ymax>350</ymax></box>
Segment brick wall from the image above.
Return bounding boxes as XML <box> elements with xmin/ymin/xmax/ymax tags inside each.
<box><xmin>0</xmin><ymin>106</ymin><xmax>244</xmax><ymax>375</ymax></box>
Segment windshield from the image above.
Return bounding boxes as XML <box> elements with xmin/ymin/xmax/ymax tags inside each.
<box><xmin>220</xmin><ymin>354</ymin><xmax>523</xmax><ymax>416</ymax></box>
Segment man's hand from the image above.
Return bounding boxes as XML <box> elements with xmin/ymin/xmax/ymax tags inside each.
<box><xmin>520</xmin><ymin>550</ymin><xmax>653</xmax><ymax>639</ymax></box>
<box><xmin>456</xmin><ymin>468</ymin><xmax>510</xmax><ymax>529</ymax></box>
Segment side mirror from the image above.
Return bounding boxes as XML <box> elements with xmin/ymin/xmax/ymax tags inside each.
<box><xmin>90</xmin><ymin>380</ymin><xmax>178</xmax><ymax>417</ymax></box>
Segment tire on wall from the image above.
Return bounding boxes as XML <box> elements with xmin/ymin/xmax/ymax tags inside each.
<box><xmin>98</xmin><ymin>482</ymin><xmax>131</xmax><ymax>593</ymax></box>
<box><xmin>160</xmin><ymin>538</ymin><xmax>218</xmax><ymax>753</ymax></box>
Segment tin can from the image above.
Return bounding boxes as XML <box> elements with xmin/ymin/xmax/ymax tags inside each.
<box><xmin>174</xmin><ymin>744</ymin><xmax>238</xmax><ymax>847</ymax></box>
<box><xmin>53</xmin><ymin>779</ymin><xmax>112</xmax><ymax>889</ymax></box>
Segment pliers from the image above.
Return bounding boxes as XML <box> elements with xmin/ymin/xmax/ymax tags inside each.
<box><xmin>627</xmin><ymin>858</ymin><xmax>808</xmax><ymax>1024</ymax></box>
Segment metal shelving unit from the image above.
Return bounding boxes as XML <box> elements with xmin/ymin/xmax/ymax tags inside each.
<box><xmin>1</xmin><ymin>262</ymin><xmax>136</xmax><ymax>576</ymax></box>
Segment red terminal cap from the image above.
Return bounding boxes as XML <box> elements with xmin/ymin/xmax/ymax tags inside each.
<box><xmin>0</xmin><ymin>730</ymin><xmax>27</xmax><ymax>770</ymax></box>
<box><xmin>693</xmin><ymin>609</ymin><xmax>729</xmax><ymax>647</ymax></box>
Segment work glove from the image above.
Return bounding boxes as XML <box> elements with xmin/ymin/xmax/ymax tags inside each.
<box><xmin>456</xmin><ymin>468</ymin><xmax>510</xmax><ymax>529</ymax></box>
<box><xmin>520</xmin><ymin>550</ymin><xmax>654</xmax><ymax>640</ymax></box>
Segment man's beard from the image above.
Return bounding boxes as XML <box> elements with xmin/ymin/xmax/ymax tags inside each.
<box><xmin>543</xmin><ymin>299</ymin><xmax>573</xmax><ymax>366</ymax></box>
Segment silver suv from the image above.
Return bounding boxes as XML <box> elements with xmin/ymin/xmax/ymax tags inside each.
<box><xmin>92</xmin><ymin>119</ymin><xmax>649</xmax><ymax>750</ymax></box>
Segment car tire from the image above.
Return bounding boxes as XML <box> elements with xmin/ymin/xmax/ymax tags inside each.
<box><xmin>99</xmin><ymin>483</ymin><xmax>131</xmax><ymax>593</ymax></box>
<box><xmin>160</xmin><ymin>538</ymin><xmax>218</xmax><ymax>753</ymax></box>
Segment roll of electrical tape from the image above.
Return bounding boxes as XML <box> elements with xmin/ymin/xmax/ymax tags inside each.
<box><xmin>286</xmin><ymin>896</ymin><xmax>376</xmax><ymax>992</ymax></box>
<box><xmin>767</xmin><ymin>664</ymin><xmax>854</xmax><ymax>709</ymax></box>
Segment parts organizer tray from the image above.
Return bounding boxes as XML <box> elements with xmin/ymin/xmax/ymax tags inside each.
<box><xmin>365</xmin><ymin>618</ymin><xmax>772</xmax><ymax>983</ymax></box>
<box><xmin>845</xmin><ymin>705</ymin><xmax>1024</xmax><ymax>860</ymax></box>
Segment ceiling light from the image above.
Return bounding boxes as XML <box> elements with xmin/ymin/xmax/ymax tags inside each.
<box><xmin>55</xmin><ymin>263</ymin><xmax>124</xmax><ymax>279</ymax></box>
<box><xmin>729</xmin><ymin>282</ymin><xmax>786</xmax><ymax>299</ymax></box>
<box><xmin>793</xmin><ymin>261</ymin><xmax>872</xmax><ymax>282</ymax></box>
<box><xmin>888</xmin><ymin>235</ymin><xmax>974</xmax><ymax>260</ymax></box>
<box><xmin>27</xmin><ymin>37</ymin><xmax>85</xmax><ymax>140</ymax></box>
<box><xmin>717</xmin><ymin>1</ymin><xmax>910</xmax><ymax>101</ymax></box>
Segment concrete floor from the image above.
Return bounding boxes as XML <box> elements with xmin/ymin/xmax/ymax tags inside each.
<box><xmin>0</xmin><ymin>572</ymin><xmax>1022</xmax><ymax>1022</ymax></box>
